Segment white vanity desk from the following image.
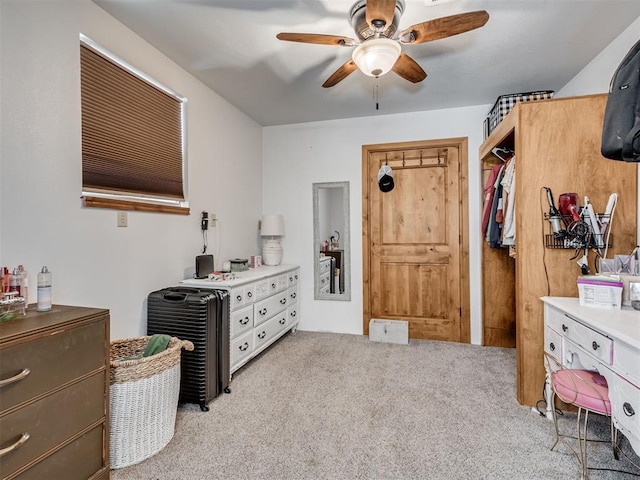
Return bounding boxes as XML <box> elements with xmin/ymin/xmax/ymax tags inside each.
<box><xmin>181</xmin><ymin>264</ymin><xmax>300</xmax><ymax>375</ymax></box>
<box><xmin>542</xmin><ymin>296</ymin><xmax>640</xmax><ymax>455</ymax></box>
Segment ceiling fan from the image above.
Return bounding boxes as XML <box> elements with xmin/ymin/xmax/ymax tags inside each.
<box><xmin>277</xmin><ymin>0</ymin><xmax>489</xmax><ymax>88</ymax></box>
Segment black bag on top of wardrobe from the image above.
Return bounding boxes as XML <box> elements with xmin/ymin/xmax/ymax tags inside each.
<box><xmin>601</xmin><ymin>38</ymin><xmax>640</xmax><ymax>162</ymax></box>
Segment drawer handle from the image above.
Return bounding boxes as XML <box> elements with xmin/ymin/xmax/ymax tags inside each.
<box><xmin>279</xmin><ymin>318</ymin><xmax>286</xmax><ymax>325</ymax></box>
<box><xmin>291</xmin><ymin>311</ymin><xmax>296</xmax><ymax>317</ymax></box>
<box><xmin>280</xmin><ymin>298</ymin><xmax>287</xmax><ymax>305</ymax></box>
<box><xmin>236</xmin><ymin>295</ymin><xmax>242</xmax><ymax>302</ymax></box>
<box><xmin>240</xmin><ymin>317</ymin><xmax>250</xmax><ymax>325</ymax></box>
<box><xmin>271</xmin><ymin>283</ymin><xmax>276</xmax><ymax>289</ymax></box>
<box><xmin>259</xmin><ymin>308</ymin><xmax>268</xmax><ymax>316</ymax></box>
<box><xmin>258</xmin><ymin>331</ymin><xmax>266</xmax><ymax>339</ymax></box>
<box><xmin>239</xmin><ymin>342</ymin><xmax>249</xmax><ymax>352</ymax></box>
<box><xmin>623</xmin><ymin>402</ymin><xmax>635</xmax><ymax>417</ymax></box>
<box><xmin>289</xmin><ymin>276</ymin><xmax>293</xmax><ymax>282</ymax></box>
<box><xmin>290</xmin><ymin>293</ymin><xmax>297</xmax><ymax>299</ymax></box>
<box><xmin>0</xmin><ymin>433</ymin><xmax>30</xmax><ymax>458</ymax></box>
<box><xmin>295</xmin><ymin>275</ymin><xmax>298</xmax><ymax>280</ymax></box>
<box><xmin>549</xmin><ymin>342</ymin><xmax>556</xmax><ymax>352</ymax></box>
<box><xmin>592</xmin><ymin>341</ymin><xmax>599</xmax><ymax>351</ymax></box>
<box><xmin>562</xmin><ymin>324</ymin><xmax>568</xmax><ymax>332</ymax></box>
<box><xmin>247</xmin><ymin>292</ymin><xmax>253</xmax><ymax>298</ymax></box>
<box><xmin>0</xmin><ymin>368</ymin><xmax>31</xmax><ymax>388</ymax></box>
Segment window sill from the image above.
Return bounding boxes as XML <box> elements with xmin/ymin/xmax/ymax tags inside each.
<box><xmin>82</xmin><ymin>196</ymin><xmax>190</xmax><ymax>215</ymax></box>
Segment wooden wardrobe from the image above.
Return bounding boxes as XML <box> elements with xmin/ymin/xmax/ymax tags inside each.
<box><xmin>479</xmin><ymin>94</ymin><xmax>638</xmax><ymax>407</ymax></box>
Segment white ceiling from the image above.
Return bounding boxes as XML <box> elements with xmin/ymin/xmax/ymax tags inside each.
<box><xmin>93</xmin><ymin>0</ymin><xmax>640</xmax><ymax>126</ymax></box>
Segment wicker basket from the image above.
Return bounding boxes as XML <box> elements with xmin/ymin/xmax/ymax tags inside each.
<box><xmin>109</xmin><ymin>336</ymin><xmax>194</xmax><ymax>469</ymax></box>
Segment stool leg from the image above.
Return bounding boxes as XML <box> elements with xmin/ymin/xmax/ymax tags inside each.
<box><xmin>549</xmin><ymin>390</ymin><xmax>561</xmax><ymax>451</ymax></box>
<box><xmin>577</xmin><ymin>408</ymin><xmax>589</xmax><ymax>480</ymax></box>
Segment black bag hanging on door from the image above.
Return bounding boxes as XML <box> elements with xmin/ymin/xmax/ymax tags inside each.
<box><xmin>601</xmin><ymin>38</ymin><xmax>640</xmax><ymax>162</ymax></box>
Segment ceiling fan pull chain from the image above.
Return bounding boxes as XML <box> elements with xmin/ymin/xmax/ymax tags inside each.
<box><xmin>375</xmin><ymin>83</ymin><xmax>379</xmax><ymax>111</ymax></box>
<box><xmin>420</xmin><ymin>151</ymin><xmax>423</xmax><ymax>166</ymax></box>
<box><xmin>385</xmin><ymin>153</ymin><xmax>388</xmax><ymax>166</ymax></box>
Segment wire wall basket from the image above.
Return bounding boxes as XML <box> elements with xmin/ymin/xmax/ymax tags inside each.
<box><xmin>544</xmin><ymin>213</ymin><xmax>612</xmax><ymax>250</ymax></box>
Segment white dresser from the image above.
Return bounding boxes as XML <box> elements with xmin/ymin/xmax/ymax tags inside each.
<box><xmin>318</xmin><ymin>256</ymin><xmax>333</xmax><ymax>295</ymax></box>
<box><xmin>181</xmin><ymin>264</ymin><xmax>299</xmax><ymax>375</ymax></box>
<box><xmin>542</xmin><ymin>296</ymin><xmax>640</xmax><ymax>455</ymax></box>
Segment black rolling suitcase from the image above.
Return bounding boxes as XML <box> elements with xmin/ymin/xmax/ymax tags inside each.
<box><xmin>147</xmin><ymin>287</ymin><xmax>230</xmax><ymax>411</ymax></box>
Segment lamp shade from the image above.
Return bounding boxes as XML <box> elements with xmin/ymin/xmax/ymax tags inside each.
<box><xmin>352</xmin><ymin>38</ymin><xmax>401</xmax><ymax>77</ymax></box>
<box><xmin>260</xmin><ymin>214</ymin><xmax>285</xmax><ymax>237</ymax></box>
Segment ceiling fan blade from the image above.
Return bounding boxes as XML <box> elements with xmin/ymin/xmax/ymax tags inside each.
<box><xmin>277</xmin><ymin>32</ymin><xmax>357</xmax><ymax>47</ymax></box>
<box><xmin>392</xmin><ymin>53</ymin><xmax>427</xmax><ymax>83</ymax></box>
<box><xmin>365</xmin><ymin>0</ymin><xmax>396</xmax><ymax>32</ymax></box>
<box><xmin>322</xmin><ymin>60</ymin><xmax>358</xmax><ymax>88</ymax></box>
<box><xmin>399</xmin><ymin>10</ymin><xmax>489</xmax><ymax>45</ymax></box>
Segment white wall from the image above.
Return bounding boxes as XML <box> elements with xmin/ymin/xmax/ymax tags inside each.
<box><xmin>263</xmin><ymin>105</ymin><xmax>489</xmax><ymax>342</ymax></box>
<box><xmin>0</xmin><ymin>0</ymin><xmax>263</xmax><ymax>340</ymax></box>
<box><xmin>557</xmin><ymin>15</ymin><xmax>640</xmax><ymax>242</ymax></box>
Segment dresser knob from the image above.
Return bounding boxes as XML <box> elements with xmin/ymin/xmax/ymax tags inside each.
<box><xmin>592</xmin><ymin>341</ymin><xmax>599</xmax><ymax>351</ymax></box>
<box><xmin>280</xmin><ymin>298</ymin><xmax>286</xmax><ymax>305</ymax></box>
<box><xmin>623</xmin><ymin>402</ymin><xmax>635</xmax><ymax>417</ymax></box>
<box><xmin>247</xmin><ymin>292</ymin><xmax>252</xmax><ymax>298</ymax></box>
<box><xmin>236</xmin><ymin>295</ymin><xmax>242</xmax><ymax>302</ymax></box>
<box><xmin>239</xmin><ymin>343</ymin><xmax>249</xmax><ymax>352</ymax></box>
<box><xmin>562</xmin><ymin>324</ymin><xmax>568</xmax><ymax>332</ymax></box>
<box><xmin>258</xmin><ymin>331</ymin><xmax>266</xmax><ymax>339</ymax></box>
<box><xmin>550</xmin><ymin>342</ymin><xmax>555</xmax><ymax>352</ymax></box>
<box><xmin>279</xmin><ymin>318</ymin><xmax>286</xmax><ymax>325</ymax></box>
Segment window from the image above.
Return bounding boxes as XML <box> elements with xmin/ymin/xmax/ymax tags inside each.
<box><xmin>80</xmin><ymin>35</ymin><xmax>189</xmax><ymax>214</ymax></box>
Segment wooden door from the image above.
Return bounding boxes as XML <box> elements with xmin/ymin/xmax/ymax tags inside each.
<box><xmin>362</xmin><ymin>139</ymin><xmax>470</xmax><ymax>342</ymax></box>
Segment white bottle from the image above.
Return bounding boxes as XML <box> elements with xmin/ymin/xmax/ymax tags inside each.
<box><xmin>17</xmin><ymin>265</ymin><xmax>29</xmax><ymax>309</ymax></box>
<box><xmin>37</xmin><ymin>266</ymin><xmax>52</xmax><ymax>312</ymax></box>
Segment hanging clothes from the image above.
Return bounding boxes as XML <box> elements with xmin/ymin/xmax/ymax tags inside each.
<box><xmin>501</xmin><ymin>156</ymin><xmax>516</xmax><ymax>246</ymax></box>
<box><xmin>482</xmin><ymin>163</ymin><xmax>504</xmax><ymax>238</ymax></box>
<box><xmin>488</xmin><ymin>165</ymin><xmax>506</xmax><ymax>248</ymax></box>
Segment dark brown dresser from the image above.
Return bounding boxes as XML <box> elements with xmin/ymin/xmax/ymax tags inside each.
<box><xmin>0</xmin><ymin>305</ymin><xmax>110</xmax><ymax>479</ymax></box>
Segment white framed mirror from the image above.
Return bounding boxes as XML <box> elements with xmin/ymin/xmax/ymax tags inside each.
<box><xmin>313</xmin><ymin>181</ymin><xmax>351</xmax><ymax>301</ymax></box>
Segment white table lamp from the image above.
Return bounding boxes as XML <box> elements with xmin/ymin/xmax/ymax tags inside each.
<box><xmin>260</xmin><ymin>214</ymin><xmax>285</xmax><ymax>266</ymax></box>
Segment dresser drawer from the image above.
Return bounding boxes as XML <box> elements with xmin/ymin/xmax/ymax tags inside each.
<box><xmin>254</xmin><ymin>279</ymin><xmax>270</xmax><ymax>301</ymax></box>
<box><xmin>11</xmin><ymin>423</ymin><xmax>106</xmax><ymax>480</ymax></box>
<box><xmin>276</xmin><ymin>274</ymin><xmax>288</xmax><ymax>292</ymax></box>
<box><xmin>287</xmin><ymin>305</ymin><xmax>298</xmax><ymax>328</ymax></box>
<box><xmin>287</xmin><ymin>269</ymin><xmax>299</xmax><ymax>287</ymax></box>
<box><xmin>230</xmin><ymin>305</ymin><xmax>253</xmax><ymax>339</ymax></box>
<box><xmin>254</xmin><ymin>312</ymin><xmax>288</xmax><ymax>351</ymax></box>
<box><xmin>254</xmin><ymin>291</ymin><xmax>288</xmax><ymax>327</ymax></box>
<box><xmin>610</xmin><ymin>375</ymin><xmax>640</xmax><ymax>448</ymax></box>
<box><xmin>230</xmin><ymin>330</ymin><xmax>254</xmax><ymax>369</ymax></box>
<box><xmin>287</xmin><ymin>284</ymin><xmax>299</xmax><ymax>304</ymax></box>
<box><xmin>0</xmin><ymin>319</ymin><xmax>107</xmax><ymax>413</ymax></box>
<box><xmin>0</xmin><ymin>372</ymin><xmax>106</xmax><ymax>478</ymax></box>
<box><xmin>230</xmin><ymin>284</ymin><xmax>254</xmax><ymax>311</ymax></box>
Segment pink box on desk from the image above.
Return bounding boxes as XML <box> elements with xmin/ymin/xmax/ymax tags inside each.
<box><xmin>577</xmin><ymin>277</ymin><xmax>623</xmax><ymax>310</ymax></box>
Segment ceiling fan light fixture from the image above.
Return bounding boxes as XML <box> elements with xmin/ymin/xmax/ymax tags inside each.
<box><xmin>351</xmin><ymin>38</ymin><xmax>401</xmax><ymax>77</ymax></box>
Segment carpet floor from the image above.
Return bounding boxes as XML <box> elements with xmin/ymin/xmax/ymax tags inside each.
<box><xmin>111</xmin><ymin>331</ymin><xmax>639</xmax><ymax>479</ymax></box>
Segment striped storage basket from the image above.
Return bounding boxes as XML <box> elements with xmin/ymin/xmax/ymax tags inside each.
<box><xmin>109</xmin><ymin>336</ymin><xmax>194</xmax><ymax>469</ymax></box>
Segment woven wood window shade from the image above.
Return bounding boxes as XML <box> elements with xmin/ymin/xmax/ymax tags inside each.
<box><xmin>80</xmin><ymin>43</ymin><xmax>188</xmax><ymax>214</ymax></box>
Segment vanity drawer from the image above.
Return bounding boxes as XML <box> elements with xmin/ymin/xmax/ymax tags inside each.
<box><xmin>0</xmin><ymin>372</ymin><xmax>105</xmax><ymax>478</ymax></box>
<box><xmin>230</xmin><ymin>330</ymin><xmax>254</xmax><ymax>369</ymax></box>
<box><xmin>547</xmin><ymin>306</ymin><xmax>612</xmax><ymax>365</ymax></box>
<box><xmin>0</xmin><ymin>320</ymin><xmax>106</xmax><ymax>413</ymax></box>
<box><xmin>254</xmin><ymin>291</ymin><xmax>288</xmax><ymax>327</ymax></box>
<box><xmin>230</xmin><ymin>305</ymin><xmax>253</xmax><ymax>339</ymax></box>
<box><xmin>615</xmin><ymin>341</ymin><xmax>640</xmax><ymax>387</ymax></box>
<box><xmin>610</xmin><ymin>375</ymin><xmax>640</xmax><ymax>447</ymax></box>
<box><xmin>544</xmin><ymin>325</ymin><xmax>563</xmax><ymax>362</ymax></box>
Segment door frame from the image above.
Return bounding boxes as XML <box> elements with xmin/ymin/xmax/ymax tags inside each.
<box><xmin>362</xmin><ymin>137</ymin><xmax>471</xmax><ymax>342</ymax></box>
